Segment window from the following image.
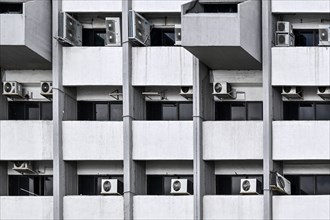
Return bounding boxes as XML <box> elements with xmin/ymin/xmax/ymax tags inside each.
<box><xmin>294</xmin><ymin>30</ymin><xmax>319</xmax><ymax>47</ymax></box>
<box><xmin>283</xmin><ymin>102</ymin><xmax>330</xmax><ymax>120</ymax></box>
<box><xmin>8</xmin><ymin>102</ymin><xmax>53</xmax><ymax>120</ymax></box>
<box><xmin>216</xmin><ymin>175</ymin><xmax>263</xmax><ymax>195</ymax></box>
<box><xmin>78</xmin><ymin>175</ymin><xmax>123</xmax><ymax>195</ymax></box>
<box><xmin>146</xmin><ymin>102</ymin><xmax>193</xmax><ymax>120</ymax></box>
<box><xmin>203</xmin><ymin>4</ymin><xmax>238</xmax><ymax>13</ymax></box>
<box><xmin>77</xmin><ymin>102</ymin><xmax>123</xmax><ymax>121</ymax></box>
<box><xmin>286</xmin><ymin>175</ymin><xmax>330</xmax><ymax>195</ymax></box>
<box><xmin>215</xmin><ymin>102</ymin><xmax>263</xmax><ymax>121</ymax></box>
<box><xmin>0</xmin><ymin>3</ymin><xmax>23</xmax><ymax>14</ymax></box>
<box><xmin>9</xmin><ymin>175</ymin><xmax>53</xmax><ymax>196</ymax></box>
<box><xmin>82</xmin><ymin>29</ymin><xmax>106</xmax><ymax>46</ymax></box>
<box><xmin>147</xmin><ymin>175</ymin><xmax>193</xmax><ymax>195</ymax></box>
<box><xmin>150</xmin><ymin>28</ymin><xmax>175</xmax><ymax>46</ymax></box>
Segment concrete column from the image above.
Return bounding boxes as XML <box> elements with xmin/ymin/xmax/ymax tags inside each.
<box><xmin>262</xmin><ymin>0</ymin><xmax>273</xmax><ymax>219</ymax></box>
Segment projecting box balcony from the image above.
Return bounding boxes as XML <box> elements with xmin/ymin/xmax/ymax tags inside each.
<box><xmin>0</xmin><ymin>121</ymin><xmax>53</xmax><ymax>160</ymax></box>
<box><xmin>63</xmin><ymin>121</ymin><xmax>123</xmax><ymax>160</ymax></box>
<box><xmin>204</xmin><ymin>196</ymin><xmax>263</xmax><ymax>219</ymax></box>
<box><xmin>272</xmin><ymin>0</ymin><xmax>330</xmax><ymax>13</ymax></box>
<box><xmin>62</xmin><ymin>47</ymin><xmax>122</xmax><ymax>86</ymax></box>
<box><xmin>133</xmin><ymin>121</ymin><xmax>193</xmax><ymax>160</ymax></box>
<box><xmin>0</xmin><ymin>1</ymin><xmax>51</xmax><ymax>69</ymax></box>
<box><xmin>133</xmin><ymin>196</ymin><xmax>193</xmax><ymax>220</ymax></box>
<box><xmin>273</xmin><ymin>196</ymin><xmax>330</xmax><ymax>220</ymax></box>
<box><xmin>0</xmin><ymin>196</ymin><xmax>53</xmax><ymax>219</ymax></box>
<box><xmin>64</xmin><ymin>196</ymin><xmax>124</xmax><ymax>220</ymax></box>
<box><xmin>273</xmin><ymin>121</ymin><xmax>330</xmax><ymax>160</ymax></box>
<box><xmin>203</xmin><ymin>121</ymin><xmax>263</xmax><ymax>160</ymax></box>
<box><xmin>272</xmin><ymin>47</ymin><xmax>330</xmax><ymax>86</ymax></box>
<box><xmin>132</xmin><ymin>47</ymin><xmax>194</xmax><ymax>86</ymax></box>
<box><xmin>181</xmin><ymin>0</ymin><xmax>261</xmax><ymax>70</ymax></box>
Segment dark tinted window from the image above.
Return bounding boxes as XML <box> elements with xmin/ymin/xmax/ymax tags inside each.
<box><xmin>150</xmin><ymin>28</ymin><xmax>175</xmax><ymax>46</ymax></box>
<box><xmin>316</xmin><ymin>104</ymin><xmax>330</xmax><ymax>120</ymax></box>
<box><xmin>286</xmin><ymin>175</ymin><xmax>330</xmax><ymax>195</ymax></box>
<box><xmin>78</xmin><ymin>175</ymin><xmax>123</xmax><ymax>195</ymax></box>
<box><xmin>9</xmin><ymin>102</ymin><xmax>25</xmax><ymax>120</ymax></box>
<box><xmin>9</xmin><ymin>175</ymin><xmax>53</xmax><ymax>196</ymax></box>
<box><xmin>41</xmin><ymin>102</ymin><xmax>53</xmax><ymax>120</ymax></box>
<box><xmin>82</xmin><ymin>29</ymin><xmax>106</xmax><ymax>46</ymax></box>
<box><xmin>203</xmin><ymin>4</ymin><xmax>238</xmax><ymax>13</ymax></box>
<box><xmin>294</xmin><ymin>30</ymin><xmax>319</xmax><ymax>47</ymax></box>
<box><xmin>283</xmin><ymin>102</ymin><xmax>299</xmax><ymax>120</ymax></box>
<box><xmin>216</xmin><ymin>175</ymin><xmax>263</xmax><ymax>195</ymax></box>
<box><xmin>77</xmin><ymin>102</ymin><xmax>94</xmax><ymax>120</ymax></box>
<box><xmin>231</xmin><ymin>103</ymin><xmax>246</xmax><ymax>120</ymax></box>
<box><xmin>163</xmin><ymin>103</ymin><xmax>178</xmax><ymax>120</ymax></box>
<box><xmin>110</xmin><ymin>103</ymin><xmax>123</xmax><ymax>121</ymax></box>
<box><xmin>147</xmin><ymin>175</ymin><xmax>193</xmax><ymax>195</ymax></box>
<box><xmin>299</xmin><ymin>103</ymin><xmax>314</xmax><ymax>120</ymax></box>
<box><xmin>77</xmin><ymin>102</ymin><xmax>123</xmax><ymax>121</ymax></box>
<box><xmin>316</xmin><ymin>176</ymin><xmax>330</xmax><ymax>195</ymax></box>
<box><xmin>300</xmin><ymin>176</ymin><xmax>315</xmax><ymax>195</ymax></box>
<box><xmin>247</xmin><ymin>102</ymin><xmax>263</xmax><ymax>120</ymax></box>
<box><xmin>146</xmin><ymin>102</ymin><xmax>162</xmax><ymax>120</ymax></box>
<box><xmin>179</xmin><ymin>103</ymin><xmax>193</xmax><ymax>120</ymax></box>
<box><xmin>0</xmin><ymin>3</ymin><xmax>23</xmax><ymax>14</ymax></box>
<box><xmin>95</xmin><ymin>103</ymin><xmax>108</xmax><ymax>121</ymax></box>
<box><xmin>146</xmin><ymin>102</ymin><xmax>193</xmax><ymax>120</ymax></box>
<box><xmin>284</xmin><ymin>102</ymin><xmax>330</xmax><ymax>120</ymax></box>
<box><xmin>8</xmin><ymin>102</ymin><xmax>52</xmax><ymax>120</ymax></box>
<box><xmin>215</xmin><ymin>102</ymin><xmax>263</xmax><ymax>121</ymax></box>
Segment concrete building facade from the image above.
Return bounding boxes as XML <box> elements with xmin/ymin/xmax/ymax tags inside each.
<box><xmin>0</xmin><ymin>0</ymin><xmax>329</xmax><ymax>219</ymax></box>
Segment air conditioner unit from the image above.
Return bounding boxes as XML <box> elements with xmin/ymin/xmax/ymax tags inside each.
<box><xmin>170</xmin><ymin>179</ymin><xmax>193</xmax><ymax>195</ymax></box>
<box><xmin>57</xmin><ymin>12</ymin><xmax>82</xmax><ymax>46</ymax></box>
<box><xmin>179</xmin><ymin>87</ymin><xmax>193</xmax><ymax>99</ymax></box>
<box><xmin>317</xmin><ymin>87</ymin><xmax>330</xmax><ymax>99</ymax></box>
<box><xmin>105</xmin><ymin>17</ymin><xmax>121</xmax><ymax>46</ymax></box>
<box><xmin>101</xmin><ymin>179</ymin><xmax>123</xmax><ymax>195</ymax></box>
<box><xmin>2</xmin><ymin>81</ymin><xmax>23</xmax><ymax>98</ymax></box>
<box><xmin>270</xmin><ymin>172</ymin><xmax>291</xmax><ymax>195</ymax></box>
<box><xmin>40</xmin><ymin>81</ymin><xmax>53</xmax><ymax>99</ymax></box>
<box><xmin>277</xmin><ymin>21</ymin><xmax>292</xmax><ymax>33</ymax></box>
<box><xmin>240</xmin><ymin>179</ymin><xmax>262</xmax><ymax>195</ymax></box>
<box><xmin>318</xmin><ymin>26</ymin><xmax>330</xmax><ymax>46</ymax></box>
<box><xmin>12</xmin><ymin>161</ymin><xmax>34</xmax><ymax>174</ymax></box>
<box><xmin>281</xmin><ymin>86</ymin><xmax>302</xmax><ymax>99</ymax></box>
<box><xmin>175</xmin><ymin>24</ymin><xmax>182</xmax><ymax>46</ymax></box>
<box><xmin>128</xmin><ymin>10</ymin><xmax>150</xmax><ymax>46</ymax></box>
<box><xmin>212</xmin><ymin>82</ymin><xmax>235</xmax><ymax>99</ymax></box>
<box><xmin>275</xmin><ymin>33</ymin><xmax>295</xmax><ymax>47</ymax></box>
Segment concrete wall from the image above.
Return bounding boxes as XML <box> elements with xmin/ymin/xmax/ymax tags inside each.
<box><xmin>203</xmin><ymin>196</ymin><xmax>263</xmax><ymax>220</ymax></box>
<box><xmin>77</xmin><ymin>161</ymin><xmax>123</xmax><ymax>175</ymax></box>
<box><xmin>62</xmin><ymin>0</ymin><xmax>122</xmax><ymax>12</ymax></box>
<box><xmin>63</xmin><ymin>121</ymin><xmax>123</xmax><ymax>160</ymax></box>
<box><xmin>214</xmin><ymin>161</ymin><xmax>263</xmax><ymax>175</ymax></box>
<box><xmin>63</xmin><ymin>47</ymin><xmax>122</xmax><ymax>86</ymax></box>
<box><xmin>132</xmin><ymin>47</ymin><xmax>193</xmax><ymax>86</ymax></box>
<box><xmin>273</xmin><ymin>196</ymin><xmax>330</xmax><ymax>220</ymax></box>
<box><xmin>273</xmin><ymin>121</ymin><xmax>330</xmax><ymax>160</ymax></box>
<box><xmin>133</xmin><ymin>196</ymin><xmax>193</xmax><ymax>220</ymax></box>
<box><xmin>272</xmin><ymin>0</ymin><xmax>330</xmax><ymax>13</ymax></box>
<box><xmin>133</xmin><ymin>0</ymin><xmax>190</xmax><ymax>12</ymax></box>
<box><xmin>132</xmin><ymin>121</ymin><xmax>193</xmax><ymax>160</ymax></box>
<box><xmin>272</xmin><ymin>47</ymin><xmax>330</xmax><ymax>86</ymax></box>
<box><xmin>0</xmin><ymin>121</ymin><xmax>53</xmax><ymax>160</ymax></box>
<box><xmin>0</xmin><ymin>196</ymin><xmax>53</xmax><ymax>219</ymax></box>
<box><xmin>203</xmin><ymin>121</ymin><xmax>263</xmax><ymax>160</ymax></box>
<box><xmin>0</xmin><ymin>14</ymin><xmax>25</xmax><ymax>45</ymax></box>
<box><xmin>63</xmin><ymin>196</ymin><xmax>124</xmax><ymax>220</ymax></box>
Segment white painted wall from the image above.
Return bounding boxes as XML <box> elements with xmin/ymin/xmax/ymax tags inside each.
<box><xmin>62</xmin><ymin>0</ymin><xmax>122</xmax><ymax>12</ymax></box>
<box><xmin>273</xmin><ymin>196</ymin><xmax>330</xmax><ymax>220</ymax></box>
<box><xmin>63</xmin><ymin>47</ymin><xmax>122</xmax><ymax>86</ymax></box>
<box><xmin>0</xmin><ymin>196</ymin><xmax>53</xmax><ymax>219</ymax></box>
<box><xmin>204</xmin><ymin>196</ymin><xmax>263</xmax><ymax>220</ymax></box>
<box><xmin>132</xmin><ymin>47</ymin><xmax>193</xmax><ymax>86</ymax></box>
<box><xmin>146</xmin><ymin>161</ymin><xmax>193</xmax><ymax>175</ymax></box>
<box><xmin>272</xmin><ymin>47</ymin><xmax>330</xmax><ymax>86</ymax></box>
<box><xmin>133</xmin><ymin>196</ymin><xmax>193</xmax><ymax>220</ymax></box>
<box><xmin>77</xmin><ymin>161</ymin><xmax>123</xmax><ymax>175</ymax></box>
<box><xmin>133</xmin><ymin>121</ymin><xmax>193</xmax><ymax>160</ymax></box>
<box><xmin>203</xmin><ymin>121</ymin><xmax>263</xmax><ymax>160</ymax></box>
<box><xmin>273</xmin><ymin>121</ymin><xmax>330</xmax><ymax>160</ymax></box>
<box><xmin>132</xmin><ymin>0</ymin><xmax>190</xmax><ymax>12</ymax></box>
<box><xmin>272</xmin><ymin>0</ymin><xmax>330</xmax><ymax>13</ymax></box>
<box><xmin>4</xmin><ymin>70</ymin><xmax>52</xmax><ymax>83</ymax></box>
<box><xmin>214</xmin><ymin>161</ymin><xmax>263</xmax><ymax>175</ymax></box>
<box><xmin>0</xmin><ymin>14</ymin><xmax>25</xmax><ymax>45</ymax></box>
<box><xmin>283</xmin><ymin>162</ymin><xmax>330</xmax><ymax>175</ymax></box>
<box><xmin>63</xmin><ymin>121</ymin><xmax>123</xmax><ymax>160</ymax></box>
<box><xmin>64</xmin><ymin>196</ymin><xmax>124</xmax><ymax>220</ymax></box>
<box><xmin>0</xmin><ymin>121</ymin><xmax>53</xmax><ymax>160</ymax></box>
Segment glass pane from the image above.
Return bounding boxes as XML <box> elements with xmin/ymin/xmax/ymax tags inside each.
<box><xmin>299</xmin><ymin>104</ymin><xmax>314</xmax><ymax>120</ymax></box>
<box><xmin>41</xmin><ymin>102</ymin><xmax>52</xmax><ymax>120</ymax></box>
<box><xmin>283</xmin><ymin>102</ymin><xmax>299</xmax><ymax>120</ymax></box>
<box><xmin>247</xmin><ymin>102</ymin><xmax>263</xmax><ymax>120</ymax></box>
<box><xmin>216</xmin><ymin>175</ymin><xmax>232</xmax><ymax>195</ymax></box>
<box><xmin>300</xmin><ymin>176</ymin><xmax>315</xmax><ymax>195</ymax></box>
<box><xmin>44</xmin><ymin>176</ymin><xmax>53</xmax><ymax>196</ymax></box>
<box><xmin>147</xmin><ymin>176</ymin><xmax>164</xmax><ymax>195</ymax></box>
<box><xmin>163</xmin><ymin>103</ymin><xmax>178</xmax><ymax>120</ymax></box>
<box><xmin>146</xmin><ymin>102</ymin><xmax>162</xmax><ymax>120</ymax></box>
<box><xmin>316</xmin><ymin>176</ymin><xmax>330</xmax><ymax>195</ymax></box>
<box><xmin>231</xmin><ymin>103</ymin><xmax>246</xmax><ymax>120</ymax></box>
<box><xmin>95</xmin><ymin>103</ymin><xmax>108</xmax><ymax>121</ymax></box>
<box><xmin>8</xmin><ymin>102</ymin><xmax>25</xmax><ymax>120</ymax></box>
<box><xmin>179</xmin><ymin>103</ymin><xmax>193</xmax><ymax>120</ymax></box>
<box><xmin>163</xmin><ymin>176</ymin><xmax>173</xmax><ymax>195</ymax></box>
<box><xmin>215</xmin><ymin>102</ymin><xmax>231</xmax><ymax>120</ymax></box>
<box><xmin>110</xmin><ymin>103</ymin><xmax>123</xmax><ymax>121</ymax></box>
<box><xmin>94</xmin><ymin>31</ymin><xmax>106</xmax><ymax>46</ymax></box>
<box><xmin>78</xmin><ymin>176</ymin><xmax>96</xmax><ymax>195</ymax></box>
<box><xmin>26</xmin><ymin>102</ymin><xmax>40</xmax><ymax>120</ymax></box>
<box><xmin>231</xmin><ymin>176</ymin><xmax>242</xmax><ymax>195</ymax></box>
<box><xmin>295</xmin><ymin>31</ymin><xmax>314</xmax><ymax>46</ymax></box>
<box><xmin>78</xmin><ymin>102</ymin><xmax>94</xmax><ymax>120</ymax></box>
<box><xmin>316</xmin><ymin>104</ymin><xmax>330</xmax><ymax>120</ymax></box>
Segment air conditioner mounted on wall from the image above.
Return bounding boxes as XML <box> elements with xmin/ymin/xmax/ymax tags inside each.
<box><xmin>12</xmin><ymin>161</ymin><xmax>35</xmax><ymax>174</ymax></box>
<box><xmin>270</xmin><ymin>172</ymin><xmax>291</xmax><ymax>195</ymax></box>
<box><xmin>319</xmin><ymin>26</ymin><xmax>330</xmax><ymax>46</ymax></box>
<box><xmin>40</xmin><ymin>81</ymin><xmax>53</xmax><ymax>99</ymax></box>
<box><xmin>170</xmin><ymin>179</ymin><xmax>193</xmax><ymax>195</ymax></box>
<box><xmin>277</xmin><ymin>21</ymin><xmax>293</xmax><ymax>34</ymax></box>
<box><xmin>275</xmin><ymin>33</ymin><xmax>295</xmax><ymax>47</ymax></box>
<box><xmin>281</xmin><ymin>86</ymin><xmax>302</xmax><ymax>99</ymax></box>
<box><xmin>128</xmin><ymin>10</ymin><xmax>150</xmax><ymax>46</ymax></box>
<box><xmin>240</xmin><ymin>179</ymin><xmax>262</xmax><ymax>195</ymax></box>
<box><xmin>179</xmin><ymin>87</ymin><xmax>193</xmax><ymax>99</ymax></box>
<box><xmin>212</xmin><ymin>82</ymin><xmax>236</xmax><ymax>99</ymax></box>
<box><xmin>105</xmin><ymin>17</ymin><xmax>121</xmax><ymax>46</ymax></box>
<box><xmin>317</xmin><ymin>87</ymin><xmax>330</xmax><ymax>99</ymax></box>
<box><xmin>2</xmin><ymin>81</ymin><xmax>23</xmax><ymax>99</ymax></box>
<box><xmin>101</xmin><ymin>179</ymin><xmax>123</xmax><ymax>195</ymax></box>
<box><xmin>57</xmin><ymin>12</ymin><xmax>82</xmax><ymax>46</ymax></box>
<box><xmin>175</xmin><ymin>24</ymin><xmax>182</xmax><ymax>46</ymax></box>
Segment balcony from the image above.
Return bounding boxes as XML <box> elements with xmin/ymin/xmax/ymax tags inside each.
<box><xmin>132</xmin><ymin>47</ymin><xmax>193</xmax><ymax>86</ymax></box>
<box><xmin>64</xmin><ymin>196</ymin><xmax>123</xmax><ymax>220</ymax></box>
<box><xmin>62</xmin><ymin>47</ymin><xmax>122</xmax><ymax>86</ymax></box>
<box><xmin>63</xmin><ymin>121</ymin><xmax>123</xmax><ymax>160</ymax></box>
<box><xmin>181</xmin><ymin>0</ymin><xmax>261</xmax><ymax>70</ymax></box>
<box><xmin>273</xmin><ymin>121</ymin><xmax>330</xmax><ymax>160</ymax></box>
<box><xmin>272</xmin><ymin>47</ymin><xmax>330</xmax><ymax>86</ymax></box>
<box><xmin>204</xmin><ymin>196</ymin><xmax>263</xmax><ymax>219</ymax></box>
<box><xmin>133</xmin><ymin>196</ymin><xmax>193</xmax><ymax>219</ymax></box>
<box><xmin>203</xmin><ymin>121</ymin><xmax>263</xmax><ymax>160</ymax></box>
<box><xmin>273</xmin><ymin>196</ymin><xmax>330</xmax><ymax>220</ymax></box>
<box><xmin>0</xmin><ymin>0</ymin><xmax>51</xmax><ymax>69</ymax></box>
<box><xmin>0</xmin><ymin>196</ymin><xmax>53</xmax><ymax>219</ymax></box>
<box><xmin>133</xmin><ymin>121</ymin><xmax>193</xmax><ymax>160</ymax></box>
<box><xmin>0</xmin><ymin>121</ymin><xmax>53</xmax><ymax>160</ymax></box>
<box><xmin>272</xmin><ymin>0</ymin><xmax>330</xmax><ymax>13</ymax></box>
<box><xmin>62</xmin><ymin>0</ymin><xmax>122</xmax><ymax>12</ymax></box>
